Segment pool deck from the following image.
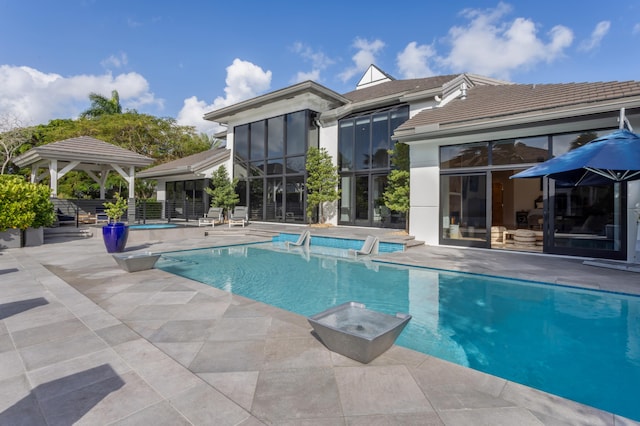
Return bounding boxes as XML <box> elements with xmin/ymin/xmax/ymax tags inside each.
<box><xmin>1</xmin><ymin>223</ymin><xmax>639</xmax><ymax>425</ymax></box>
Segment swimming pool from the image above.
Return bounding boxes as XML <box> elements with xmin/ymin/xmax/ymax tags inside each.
<box><xmin>129</xmin><ymin>223</ymin><xmax>178</xmax><ymax>230</ymax></box>
<box><xmin>155</xmin><ymin>242</ymin><xmax>640</xmax><ymax>421</ymax></box>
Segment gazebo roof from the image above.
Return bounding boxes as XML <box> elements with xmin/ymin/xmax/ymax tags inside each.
<box><xmin>13</xmin><ymin>136</ymin><xmax>154</xmax><ymax>168</ymax></box>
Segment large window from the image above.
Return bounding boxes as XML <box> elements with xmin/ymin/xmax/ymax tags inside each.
<box><xmin>338</xmin><ymin>105</ymin><xmax>409</xmax><ymax>228</ymax></box>
<box><xmin>233</xmin><ymin>110</ymin><xmax>317</xmax><ymax>222</ymax></box>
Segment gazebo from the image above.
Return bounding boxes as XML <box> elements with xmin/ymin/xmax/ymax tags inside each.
<box><xmin>13</xmin><ymin>136</ymin><xmax>154</xmax><ymax>221</ymax></box>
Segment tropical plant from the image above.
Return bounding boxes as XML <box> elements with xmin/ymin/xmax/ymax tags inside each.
<box><xmin>205</xmin><ymin>165</ymin><xmax>239</xmax><ymax>219</ymax></box>
<box><xmin>383</xmin><ymin>143</ymin><xmax>410</xmax><ymax>232</ymax></box>
<box><xmin>103</xmin><ymin>192</ymin><xmax>128</xmax><ymax>223</ymax></box>
<box><xmin>80</xmin><ymin>90</ymin><xmax>123</xmax><ymax>118</ymax></box>
<box><xmin>305</xmin><ymin>147</ymin><xmax>340</xmax><ymax>223</ymax></box>
<box><xmin>0</xmin><ymin>114</ymin><xmax>31</xmax><ymax>174</ymax></box>
<box><xmin>0</xmin><ymin>175</ymin><xmax>55</xmax><ymax>231</ymax></box>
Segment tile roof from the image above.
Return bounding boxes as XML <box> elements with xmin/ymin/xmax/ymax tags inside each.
<box><xmin>137</xmin><ymin>147</ymin><xmax>230</xmax><ymax>178</ymax></box>
<box><xmin>342</xmin><ymin>75</ymin><xmax>461</xmax><ymax>103</ymax></box>
<box><xmin>397</xmin><ymin>81</ymin><xmax>640</xmax><ymax>131</ymax></box>
<box><xmin>13</xmin><ymin>135</ymin><xmax>154</xmax><ymax>167</ymax></box>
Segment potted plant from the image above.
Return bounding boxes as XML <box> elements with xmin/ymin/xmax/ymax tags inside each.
<box><xmin>101</xmin><ymin>192</ymin><xmax>129</xmax><ymax>253</ymax></box>
<box><xmin>0</xmin><ymin>175</ymin><xmax>55</xmax><ymax>248</ymax></box>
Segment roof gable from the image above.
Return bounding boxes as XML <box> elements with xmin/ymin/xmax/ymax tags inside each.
<box><xmin>137</xmin><ymin>147</ymin><xmax>230</xmax><ymax>178</ymax></box>
<box><xmin>356</xmin><ymin>64</ymin><xmax>395</xmax><ymax>90</ymax></box>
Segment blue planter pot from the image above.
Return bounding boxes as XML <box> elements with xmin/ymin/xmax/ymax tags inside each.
<box><xmin>102</xmin><ymin>223</ymin><xmax>129</xmax><ymax>253</ymax></box>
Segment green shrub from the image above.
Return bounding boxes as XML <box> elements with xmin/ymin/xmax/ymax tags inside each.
<box><xmin>0</xmin><ymin>175</ymin><xmax>55</xmax><ymax>231</ymax></box>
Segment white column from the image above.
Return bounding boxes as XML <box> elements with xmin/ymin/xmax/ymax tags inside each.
<box><xmin>49</xmin><ymin>159</ymin><xmax>58</xmax><ymax>197</ymax></box>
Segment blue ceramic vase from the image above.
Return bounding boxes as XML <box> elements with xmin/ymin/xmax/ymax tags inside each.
<box><xmin>102</xmin><ymin>222</ymin><xmax>129</xmax><ymax>253</ymax></box>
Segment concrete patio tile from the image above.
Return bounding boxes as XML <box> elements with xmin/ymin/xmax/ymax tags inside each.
<box><xmin>0</xmin><ymin>374</ymin><xmax>47</xmax><ymax>426</ymax></box>
<box><xmin>112</xmin><ymin>339</ymin><xmax>201</xmax><ymax>398</ymax></box>
<box><xmin>500</xmin><ymin>380</ymin><xmax>615</xmax><ymax>425</ymax></box>
<box><xmin>263</xmin><ymin>336</ymin><xmax>333</xmax><ymax>369</ymax></box>
<box><xmin>3</xmin><ymin>301</ymin><xmax>76</xmax><ymax>333</ymax></box>
<box><xmin>190</xmin><ymin>340</ymin><xmax>266</xmax><ymax>373</ymax></box>
<box><xmin>27</xmin><ymin>348</ymin><xmax>132</xmax><ymax>401</ymax></box>
<box><xmin>0</xmin><ymin>348</ymin><xmax>25</xmax><ymax>381</ymax></box>
<box><xmin>97</xmin><ymin>291</ymin><xmax>160</xmax><ymax>317</ymax></box>
<box><xmin>154</xmin><ymin>342</ymin><xmax>204</xmax><ymax>367</ymax></box>
<box><xmin>18</xmin><ymin>329</ymin><xmax>108</xmax><ymax>371</ymax></box>
<box><xmin>198</xmin><ymin>371</ymin><xmax>260</xmax><ymax>411</ymax></box>
<box><xmin>251</xmin><ymin>367</ymin><xmax>343</xmax><ymax>423</ymax></box>
<box><xmin>410</xmin><ymin>355</ymin><xmax>507</xmax><ymax>398</ymax></box>
<box><xmin>173</xmin><ymin>298</ymin><xmax>231</xmax><ymax>319</ymax></box>
<box><xmin>95</xmin><ymin>323</ymin><xmax>141</xmax><ymax>346</ymax></box>
<box><xmin>11</xmin><ymin>317</ymin><xmax>89</xmax><ymax>349</ymax></box>
<box><xmin>169</xmin><ymin>381</ymin><xmax>251</xmax><ymax>426</ymax></box>
<box><xmin>423</xmin><ymin>384</ymin><xmax>516</xmax><ymax>411</ymax></box>
<box><xmin>0</xmin><ymin>332</ymin><xmax>14</xmax><ymax>353</ymax></box>
<box><xmin>437</xmin><ymin>406</ymin><xmax>544</xmax><ymax>425</ymax></box>
<box><xmin>108</xmin><ymin>400</ymin><xmax>191</xmax><ymax>425</ymax></box>
<box><xmin>345</xmin><ymin>413</ymin><xmax>443</xmax><ymax>425</ymax></box>
<box><xmin>79</xmin><ymin>310</ymin><xmax>122</xmax><ymax>331</ymax></box>
<box><xmin>223</xmin><ymin>301</ymin><xmax>270</xmax><ymax>318</ymax></box>
<box><xmin>142</xmin><ymin>290</ymin><xmax>197</xmax><ymax>305</ymax></box>
<box><xmin>122</xmin><ymin>319</ymin><xmax>167</xmax><ymax>339</ymax></box>
<box><xmin>335</xmin><ymin>365</ymin><xmax>434</xmax><ymax>417</ymax></box>
<box><xmin>38</xmin><ymin>370</ymin><xmax>162</xmax><ymax>426</ymax></box>
<box><xmin>267</xmin><ymin>317</ymin><xmax>313</xmax><ymax>338</ymax></box>
<box><xmin>207</xmin><ymin>317</ymin><xmax>272</xmax><ymax>341</ymax></box>
<box><xmin>147</xmin><ymin>319</ymin><xmax>216</xmax><ymax>342</ymax></box>
<box><xmin>120</xmin><ymin>304</ymin><xmax>183</xmax><ymax>321</ymax></box>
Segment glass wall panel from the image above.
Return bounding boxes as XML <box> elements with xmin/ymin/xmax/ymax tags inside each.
<box><xmin>286</xmin><ymin>156</ymin><xmax>305</xmax><ymax>173</ymax></box>
<box><xmin>236</xmin><ymin>180</ymin><xmax>247</xmax><ymax>210</ymax></box>
<box><xmin>550</xmin><ymin>182</ymin><xmax>623</xmax><ymax>256</ymax></box>
<box><xmin>235</xmin><ymin>124</ymin><xmax>249</xmax><ymax>161</ymax></box>
<box><xmin>266</xmin><ymin>177</ymin><xmax>283</xmax><ymax>221</ymax></box>
<box><xmin>267</xmin><ymin>159</ymin><xmax>284</xmax><ymax>175</ymax></box>
<box><xmin>440</xmin><ymin>174</ymin><xmax>487</xmax><ymax>245</ymax></box>
<box><xmin>440</xmin><ymin>143</ymin><xmax>489</xmax><ymax>169</ymax></box>
<box><xmin>249</xmin><ymin>179</ymin><xmax>263</xmax><ymax>221</ymax></box>
<box><xmin>372</xmin><ymin>175</ymin><xmax>388</xmax><ymax>227</ymax></box>
<box><xmin>492</xmin><ymin>136</ymin><xmax>549</xmax><ymax>165</ymax></box>
<box><xmin>267</xmin><ymin>116</ymin><xmax>284</xmax><ymax>158</ymax></box>
<box><xmin>286</xmin><ymin>111</ymin><xmax>306</xmax><ymax>155</ymax></box>
<box><xmin>371</xmin><ymin>113</ymin><xmax>389</xmax><ymax>169</ymax></box>
<box><xmin>339</xmin><ymin>121</ymin><xmax>354</xmax><ymax>171</ymax></box>
<box><xmin>390</xmin><ymin>108</ymin><xmax>409</xmax><ymax>134</ymax></box>
<box><xmin>285</xmin><ymin>176</ymin><xmax>305</xmax><ymax>222</ymax></box>
<box><xmin>249</xmin><ymin>161</ymin><xmax>264</xmax><ymax>177</ymax></box>
<box><xmin>355</xmin><ymin>175</ymin><xmax>369</xmax><ymax>225</ymax></box>
<box><xmin>340</xmin><ymin>176</ymin><xmax>352</xmax><ymax>223</ymax></box>
<box><xmin>250</xmin><ymin>121</ymin><xmax>265</xmax><ymax>160</ymax></box>
<box><xmin>355</xmin><ymin>118</ymin><xmax>371</xmax><ymax>170</ymax></box>
<box><xmin>552</xmin><ymin>130</ymin><xmax>607</xmax><ymax>156</ymax></box>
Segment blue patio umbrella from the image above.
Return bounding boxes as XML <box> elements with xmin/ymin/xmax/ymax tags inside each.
<box><xmin>511</xmin><ymin>129</ymin><xmax>640</xmax><ymax>186</ymax></box>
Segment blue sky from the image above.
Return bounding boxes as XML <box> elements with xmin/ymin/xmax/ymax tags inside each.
<box><xmin>1</xmin><ymin>1</ymin><xmax>639</xmax><ymax>134</ymax></box>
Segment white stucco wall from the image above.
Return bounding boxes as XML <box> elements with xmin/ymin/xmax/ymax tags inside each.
<box><xmin>409</xmin><ymin>143</ymin><xmax>440</xmax><ymax>245</ymax></box>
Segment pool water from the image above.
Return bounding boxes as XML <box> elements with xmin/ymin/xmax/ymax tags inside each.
<box><xmin>155</xmin><ymin>242</ymin><xmax>640</xmax><ymax>421</ymax></box>
<box><xmin>129</xmin><ymin>224</ymin><xmax>178</xmax><ymax>230</ymax></box>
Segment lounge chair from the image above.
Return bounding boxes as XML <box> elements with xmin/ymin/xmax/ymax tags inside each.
<box><xmin>349</xmin><ymin>235</ymin><xmax>379</xmax><ymax>257</ymax></box>
<box><xmin>285</xmin><ymin>230</ymin><xmax>311</xmax><ymax>249</ymax></box>
<box><xmin>228</xmin><ymin>206</ymin><xmax>248</xmax><ymax>228</ymax></box>
<box><xmin>199</xmin><ymin>207</ymin><xmax>223</xmax><ymax>227</ymax></box>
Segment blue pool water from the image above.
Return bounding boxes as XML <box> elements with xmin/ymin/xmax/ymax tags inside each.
<box><xmin>129</xmin><ymin>224</ymin><xmax>178</xmax><ymax>230</ymax></box>
<box><xmin>155</xmin><ymin>242</ymin><xmax>640</xmax><ymax>420</ymax></box>
<box><xmin>273</xmin><ymin>233</ymin><xmax>404</xmax><ymax>253</ymax></box>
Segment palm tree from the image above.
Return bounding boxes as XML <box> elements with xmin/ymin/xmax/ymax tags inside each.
<box><xmin>80</xmin><ymin>90</ymin><xmax>123</xmax><ymax>118</ymax></box>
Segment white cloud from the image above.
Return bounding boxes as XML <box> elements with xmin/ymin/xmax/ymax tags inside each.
<box><xmin>439</xmin><ymin>2</ymin><xmax>573</xmax><ymax>80</ymax></box>
<box><xmin>176</xmin><ymin>58</ymin><xmax>272</xmax><ymax>134</ymax></box>
<box><xmin>397</xmin><ymin>41</ymin><xmax>437</xmax><ymax>78</ymax></box>
<box><xmin>338</xmin><ymin>38</ymin><xmax>385</xmax><ymax>83</ymax></box>
<box><xmin>101</xmin><ymin>52</ymin><xmax>128</xmax><ymax>69</ymax></box>
<box><xmin>579</xmin><ymin>21</ymin><xmax>610</xmax><ymax>51</ymax></box>
<box><xmin>0</xmin><ymin>64</ymin><xmax>162</xmax><ymax>126</ymax></box>
<box><xmin>290</xmin><ymin>42</ymin><xmax>334</xmax><ymax>84</ymax></box>
<box><xmin>634</xmin><ymin>23</ymin><xmax>640</xmax><ymax>34</ymax></box>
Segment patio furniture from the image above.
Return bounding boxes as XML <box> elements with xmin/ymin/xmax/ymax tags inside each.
<box><xmin>285</xmin><ymin>230</ymin><xmax>311</xmax><ymax>249</ymax></box>
<box><xmin>308</xmin><ymin>302</ymin><xmax>411</xmax><ymax>363</ymax></box>
<box><xmin>198</xmin><ymin>207</ymin><xmax>223</xmax><ymax>227</ymax></box>
<box><xmin>349</xmin><ymin>235</ymin><xmax>379</xmax><ymax>256</ymax></box>
<box><xmin>228</xmin><ymin>206</ymin><xmax>248</xmax><ymax>227</ymax></box>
